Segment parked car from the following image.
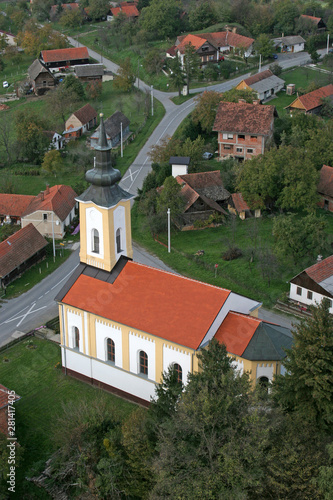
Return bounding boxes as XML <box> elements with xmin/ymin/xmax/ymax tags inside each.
<box><xmin>202</xmin><ymin>152</ymin><xmax>213</xmax><ymax>159</ymax></box>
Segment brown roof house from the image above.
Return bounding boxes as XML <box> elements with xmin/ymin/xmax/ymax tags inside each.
<box><xmin>228</xmin><ymin>192</ymin><xmax>261</xmax><ymax>219</ymax></box>
<box><xmin>90</xmin><ymin>111</ymin><xmax>131</xmax><ymax>149</ymax></box>
<box><xmin>235</xmin><ymin>69</ymin><xmax>285</xmax><ymax>101</ymax></box>
<box><xmin>0</xmin><ymin>194</ymin><xmax>35</xmax><ymax>224</ymax></box>
<box><xmin>286</xmin><ymin>84</ymin><xmax>333</xmax><ymax>115</ymax></box>
<box><xmin>28</xmin><ymin>59</ymin><xmax>55</xmax><ymax>95</ymax></box>
<box><xmin>175</xmin><ymin>170</ymin><xmax>229</xmax><ymax>228</ymax></box>
<box><xmin>40</xmin><ymin>47</ymin><xmax>90</xmax><ymax>69</ymax></box>
<box><xmin>21</xmin><ymin>185</ymin><xmax>77</xmax><ymax>239</ymax></box>
<box><xmin>64</xmin><ymin>103</ymin><xmax>97</xmax><ymax>140</ymax></box>
<box><xmin>0</xmin><ymin>385</ymin><xmax>21</xmax><ymax>435</ymax></box>
<box><xmin>318</xmin><ymin>164</ymin><xmax>333</xmax><ymax>212</ymax></box>
<box><xmin>289</xmin><ymin>255</ymin><xmax>333</xmax><ymax>313</ymax></box>
<box><xmin>74</xmin><ymin>63</ymin><xmax>104</xmax><ymax>82</ymax></box>
<box><xmin>300</xmin><ymin>14</ymin><xmax>326</xmax><ymax>33</ymax></box>
<box><xmin>213</xmin><ymin>100</ymin><xmax>276</xmax><ymax>161</ymax></box>
<box><xmin>0</xmin><ymin>223</ymin><xmax>48</xmax><ymax>288</ymax></box>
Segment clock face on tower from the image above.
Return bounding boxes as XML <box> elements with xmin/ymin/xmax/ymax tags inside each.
<box><xmin>89</xmin><ymin>209</ymin><xmax>97</xmax><ymax>222</ymax></box>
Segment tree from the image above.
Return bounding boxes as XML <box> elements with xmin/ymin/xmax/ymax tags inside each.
<box><xmin>189</xmin><ymin>0</ymin><xmax>216</xmax><ymax>31</ymax></box>
<box><xmin>273</xmin><ymin>299</ymin><xmax>333</xmax><ymax>430</ymax></box>
<box><xmin>86</xmin><ymin>80</ymin><xmax>102</xmax><ymax>100</ymax></box>
<box><xmin>254</xmin><ymin>33</ymin><xmax>275</xmax><ymax>60</ymax></box>
<box><xmin>192</xmin><ymin>91</ymin><xmax>223</xmax><ymax>133</ymax></box>
<box><xmin>17</xmin><ymin>22</ymin><xmax>67</xmax><ymax>57</ymax></box>
<box><xmin>0</xmin><ymin>110</ymin><xmax>14</xmax><ymax>165</ymax></box>
<box><xmin>269</xmin><ymin>62</ymin><xmax>282</xmax><ymax>76</ymax></box>
<box><xmin>31</xmin><ymin>0</ymin><xmax>53</xmax><ymax>20</ymax></box>
<box><xmin>63</xmin><ymin>74</ymin><xmax>85</xmax><ymax>100</ymax></box>
<box><xmin>88</xmin><ymin>0</ymin><xmax>110</xmax><ymax>20</ymax></box>
<box><xmin>113</xmin><ymin>57</ymin><xmax>136</xmax><ymax>92</ymax></box>
<box><xmin>42</xmin><ymin>149</ymin><xmax>64</xmax><ymax>176</ymax></box>
<box><xmin>139</xmin><ymin>0</ymin><xmax>182</xmax><ymax>40</ymax></box>
<box><xmin>143</xmin><ymin>48</ymin><xmax>164</xmax><ymax>75</ymax></box>
<box><xmin>151</xmin><ymin>341</ymin><xmax>268</xmax><ymax>499</ymax></box>
<box><xmin>59</xmin><ymin>8</ymin><xmax>84</xmax><ymax>28</ymax></box>
<box><xmin>45</xmin><ymin>84</ymin><xmax>81</xmax><ymax>129</ymax></box>
<box><xmin>183</xmin><ymin>42</ymin><xmax>200</xmax><ymax>93</ymax></box>
<box><xmin>168</xmin><ymin>57</ymin><xmax>185</xmax><ymax>97</ymax></box>
<box><xmin>15</xmin><ymin>109</ymin><xmax>49</xmax><ymax>163</ymax></box>
<box><xmin>273</xmin><ymin>0</ymin><xmax>299</xmax><ymax>35</ymax></box>
<box><xmin>156</xmin><ymin>175</ymin><xmax>185</xmax><ymax>225</ymax></box>
<box><xmin>272</xmin><ymin>213</ymin><xmax>328</xmax><ymax>264</ymax></box>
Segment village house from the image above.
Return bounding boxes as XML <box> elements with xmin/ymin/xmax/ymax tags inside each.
<box><xmin>89</xmin><ymin>111</ymin><xmax>131</xmax><ymax>149</ymax></box>
<box><xmin>300</xmin><ymin>14</ymin><xmax>326</xmax><ymax>33</ymax></box>
<box><xmin>272</xmin><ymin>35</ymin><xmax>305</xmax><ymax>53</ymax></box>
<box><xmin>228</xmin><ymin>192</ymin><xmax>261</xmax><ymax>219</ymax></box>
<box><xmin>170</xmin><ymin>156</ymin><xmax>191</xmax><ymax>177</ymax></box>
<box><xmin>317</xmin><ymin>164</ymin><xmax>333</xmax><ymax>212</ymax></box>
<box><xmin>55</xmin><ymin>115</ymin><xmax>294</xmax><ymax>404</ymax></box>
<box><xmin>286</xmin><ymin>84</ymin><xmax>333</xmax><ymax>115</ymax></box>
<box><xmin>175</xmin><ymin>170</ymin><xmax>229</xmax><ymax>228</ymax></box>
<box><xmin>168</xmin><ymin>30</ymin><xmax>254</xmax><ymax>68</ymax></box>
<box><xmin>43</xmin><ymin>130</ymin><xmax>64</xmax><ymax>150</ymax></box>
<box><xmin>0</xmin><ymin>193</ymin><xmax>35</xmax><ymax>225</ymax></box>
<box><xmin>21</xmin><ymin>185</ymin><xmax>77</xmax><ymax>239</ymax></box>
<box><xmin>0</xmin><ymin>224</ymin><xmax>48</xmax><ymax>289</ymax></box>
<box><xmin>64</xmin><ymin>103</ymin><xmax>97</xmax><ymax>140</ymax></box>
<box><xmin>40</xmin><ymin>47</ymin><xmax>90</xmax><ymax>69</ymax></box>
<box><xmin>213</xmin><ymin>100</ymin><xmax>276</xmax><ymax>161</ymax></box>
<box><xmin>28</xmin><ymin>59</ymin><xmax>55</xmax><ymax>95</ymax></box>
<box><xmin>74</xmin><ymin>64</ymin><xmax>104</xmax><ymax>82</ymax></box>
<box><xmin>235</xmin><ymin>69</ymin><xmax>285</xmax><ymax>101</ymax></box>
<box><xmin>108</xmin><ymin>2</ymin><xmax>139</xmax><ymax>21</ymax></box>
<box><xmin>289</xmin><ymin>255</ymin><xmax>333</xmax><ymax>314</ymax></box>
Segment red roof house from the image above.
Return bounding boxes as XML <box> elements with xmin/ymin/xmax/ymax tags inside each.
<box><xmin>110</xmin><ymin>3</ymin><xmax>139</xmax><ymax>20</ymax></box>
<box><xmin>64</xmin><ymin>103</ymin><xmax>97</xmax><ymax>139</ymax></box>
<box><xmin>286</xmin><ymin>84</ymin><xmax>333</xmax><ymax>114</ymax></box>
<box><xmin>0</xmin><ymin>223</ymin><xmax>48</xmax><ymax>288</ymax></box>
<box><xmin>318</xmin><ymin>165</ymin><xmax>333</xmax><ymax>212</ymax></box>
<box><xmin>213</xmin><ymin>100</ymin><xmax>276</xmax><ymax>160</ymax></box>
<box><xmin>40</xmin><ymin>47</ymin><xmax>89</xmax><ymax>68</ymax></box>
<box><xmin>0</xmin><ymin>194</ymin><xmax>35</xmax><ymax>224</ymax></box>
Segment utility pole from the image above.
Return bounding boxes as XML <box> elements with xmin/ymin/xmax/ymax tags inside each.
<box><xmin>259</xmin><ymin>54</ymin><xmax>261</xmax><ymax>73</ymax></box>
<box><xmin>167</xmin><ymin>208</ymin><xmax>171</xmax><ymax>253</ymax></box>
<box><xmin>327</xmin><ymin>33</ymin><xmax>330</xmax><ymax>55</ymax></box>
<box><xmin>137</xmin><ymin>58</ymin><xmax>140</xmax><ymax>90</ymax></box>
<box><xmin>121</xmin><ymin>122</ymin><xmax>123</xmax><ymax>158</ymax></box>
<box><xmin>151</xmin><ymin>85</ymin><xmax>154</xmax><ymax>116</ymax></box>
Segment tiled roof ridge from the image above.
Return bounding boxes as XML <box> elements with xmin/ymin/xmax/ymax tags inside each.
<box><xmin>127</xmin><ymin>260</ymin><xmax>232</xmax><ymax>294</ymax></box>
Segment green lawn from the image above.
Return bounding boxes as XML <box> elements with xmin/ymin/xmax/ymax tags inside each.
<box><xmin>0</xmin><ymin>338</ymin><xmax>135</xmax><ymax>498</ymax></box>
<box><xmin>132</xmin><ymin>205</ymin><xmax>333</xmax><ymax>309</ymax></box>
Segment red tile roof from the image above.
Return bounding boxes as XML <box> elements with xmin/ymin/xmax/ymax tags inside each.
<box><xmin>177</xmin><ymin>34</ymin><xmax>208</xmax><ymax>54</ymax></box>
<box><xmin>71</xmin><ymin>103</ymin><xmax>97</xmax><ymax>126</ymax></box>
<box><xmin>177</xmin><ymin>31</ymin><xmax>254</xmax><ymax>51</ymax></box>
<box><xmin>213</xmin><ymin>101</ymin><xmax>275</xmax><ymax>135</ymax></box>
<box><xmin>243</xmin><ymin>69</ymin><xmax>273</xmax><ymax>87</ymax></box>
<box><xmin>301</xmin><ymin>14</ymin><xmax>323</xmax><ymax>24</ymax></box>
<box><xmin>0</xmin><ymin>194</ymin><xmax>35</xmax><ymax>217</ymax></box>
<box><xmin>318</xmin><ymin>165</ymin><xmax>333</xmax><ymax>198</ymax></box>
<box><xmin>41</xmin><ymin>47</ymin><xmax>89</xmax><ymax>64</ymax></box>
<box><xmin>0</xmin><ymin>384</ymin><xmax>20</xmax><ymax>410</ymax></box>
<box><xmin>231</xmin><ymin>193</ymin><xmax>250</xmax><ymax>212</ymax></box>
<box><xmin>111</xmin><ymin>4</ymin><xmax>139</xmax><ymax>17</ymax></box>
<box><xmin>214</xmin><ymin>311</ymin><xmax>261</xmax><ymax>356</ymax></box>
<box><xmin>176</xmin><ymin>179</ymin><xmax>199</xmax><ymax>210</ymax></box>
<box><xmin>305</xmin><ymin>255</ymin><xmax>333</xmax><ymax>283</ymax></box>
<box><xmin>22</xmin><ymin>185</ymin><xmax>77</xmax><ymax>222</ymax></box>
<box><xmin>62</xmin><ymin>261</ymin><xmax>231</xmax><ymax>349</ymax></box>
<box><xmin>289</xmin><ymin>84</ymin><xmax>333</xmax><ymax>112</ymax></box>
<box><xmin>0</xmin><ymin>224</ymin><xmax>48</xmax><ymax>279</ymax></box>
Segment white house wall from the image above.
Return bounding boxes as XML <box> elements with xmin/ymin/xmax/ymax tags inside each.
<box><xmin>290</xmin><ymin>283</ymin><xmax>333</xmax><ymax>313</ymax></box>
<box><xmin>163</xmin><ymin>344</ymin><xmax>192</xmax><ymax>384</ymax></box>
<box><xmin>95</xmin><ymin>319</ymin><xmax>123</xmax><ymax>368</ymax></box>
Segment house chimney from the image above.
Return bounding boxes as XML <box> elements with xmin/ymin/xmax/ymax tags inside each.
<box><xmin>232</xmin><ymin>27</ymin><xmax>237</xmax><ymax>33</ymax></box>
<box><xmin>45</xmin><ymin>185</ymin><xmax>50</xmax><ymax>194</ymax></box>
<box><xmin>317</xmin><ymin>254</ymin><xmax>322</xmax><ymax>262</ymax></box>
<box><xmin>40</xmin><ymin>191</ymin><xmax>44</xmax><ymax>201</ymax></box>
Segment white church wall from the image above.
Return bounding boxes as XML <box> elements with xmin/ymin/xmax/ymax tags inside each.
<box><xmin>129</xmin><ymin>332</ymin><xmax>156</xmax><ymax>380</ymax></box>
<box><xmin>95</xmin><ymin>319</ymin><xmax>123</xmax><ymax>368</ymax></box>
<box><xmin>113</xmin><ymin>205</ymin><xmax>127</xmax><ymax>260</ymax></box>
<box><xmin>86</xmin><ymin>206</ymin><xmax>104</xmax><ymax>259</ymax></box>
<box><xmin>231</xmin><ymin>357</ymin><xmax>244</xmax><ymax>375</ymax></box>
<box><xmin>163</xmin><ymin>344</ymin><xmax>191</xmax><ymax>384</ymax></box>
<box><xmin>256</xmin><ymin>363</ymin><xmax>274</xmax><ymax>382</ymax></box>
<box><xmin>65</xmin><ymin>349</ymin><xmax>91</xmax><ymax>377</ymax></box>
<box><xmin>67</xmin><ymin>310</ymin><xmax>84</xmax><ymax>353</ymax></box>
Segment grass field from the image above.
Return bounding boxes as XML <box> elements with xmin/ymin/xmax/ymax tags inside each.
<box><xmin>0</xmin><ymin>338</ymin><xmax>135</xmax><ymax>498</ymax></box>
<box><xmin>132</xmin><ymin>204</ymin><xmax>333</xmax><ymax>308</ymax></box>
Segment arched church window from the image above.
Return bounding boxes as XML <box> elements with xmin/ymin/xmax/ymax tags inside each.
<box><xmin>139</xmin><ymin>350</ymin><xmax>148</xmax><ymax>376</ymax></box>
<box><xmin>173</xmin><ymin>363</ymin><xmax>182</xmax><ymax>384</ymax></box>
<box><xmin>92</xmin><ymin>229</ymin><xmax>99</xmax><ymax>253</ymax></box>
<box><xmin>116</xmin><ymin>228</ymin><xmax>122</xmax><ymax>253</ymax></box>
<box><xmin>106</xmin><ymin>338</ymin><xmax>115</xmax><ymax>363</ymax></box>
<box><xmin>258</xmin><ymin>376</ymin><xmax>269</xmax><ymax>390</ymax></box>
<box><xmin>73</xmin><ymin>326</ymin><xmax>80</xmax><ymax>350</ymax></box>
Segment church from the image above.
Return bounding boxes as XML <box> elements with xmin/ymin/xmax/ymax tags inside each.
<box><xmin>56</xmin><ymin>115</ymin><xmax>293</xmax><ymax>405</ymax></box>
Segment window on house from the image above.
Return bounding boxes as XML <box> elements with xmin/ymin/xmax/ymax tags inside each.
<box><xmin>238</xmin><ymin>134</ymin><xmax>245</xmax><ymax>140</ymax></box>
<box><xmin>73</xmin><ymin>327</ymin><xmax>80</xmax><ymax>350</ymax></box>
<box><xmin>327</xmin><ymin>299</ymin><xmax>332</xmax><ymax>308</ymax></box>
<box><xmin>224</xmin><ymin>145</ymin><xmax>232</xmax><ymax>150</ymax></box>
<box><xmin>250</xmin><ymin>135</ymin><xmax>257</xmax><ymax>140</ymax></box>
<box><xmin>106</xmin><ymin>338</ymin><xmax>115</xmax><ymax>363</ymax></box>
<box><xmin>174</xmin><ymin>363</ymin><xmax>183</xmax><ymax>384</ymax></box>
<box><xmin>222</xmin><ymin>133</ymin><xmax>233</xmax><ymax>140</ymax></box>
<box><xmin>116</xmin><ymin>228</ymin><xmax>122</xmax><ymax>253</ymax></box>
<box><xmin>139</xmin><ymin>350</ymin><xmax>148</xmax><ymax>376</ymax></box>
<box><xmin>202</xmin><ymin>46</ymin><xmax>208</xmax><ymax>51</ymax></box>
<box><xmin>296</xmin><ymin>286</ymin><xmax>302</xmax><ymax>296</ymax></box>
<box><xmin>307</xmin><ymin>291</ymin><xmax>313</xmax><ymax>300</ymax></box>
<box><xmin>247</xmin><ymin>148</ymin><xmax>254</xmax><ymax>154</ymax></box>
<box><xmin>43</xmin><ymin>213</ymin><xmax>47</xmax><ymax>221</ymax></box>
<box><xmin>43</xmin><ymin>80</ymin><xmax>47</xmax><ymax>87</ymax></box>
<box><xmin>236</xmin><ymin>147</ymin><xmax>243</xmax><ymax>153</ymax></box>
<box><xmin>324</xmin><ymin>199</ymin><xmax>329</xmax><ymax>210</ymax></box>
<box><xmin>92</xmin><ymin>229</ymin><xmax>99</xmax><ymax>253</ymax></box>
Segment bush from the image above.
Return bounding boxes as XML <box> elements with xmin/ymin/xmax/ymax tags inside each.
<box><xmin>222</xmin><ymin>246</ymin><xmax>242</xmax><ymax>261</ymax></box>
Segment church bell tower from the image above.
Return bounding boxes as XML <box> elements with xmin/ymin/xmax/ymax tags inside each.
<box><xmin>76</xmin><ymin>113</ymin><xmax>134</xmax><ymax>272</ymax></box>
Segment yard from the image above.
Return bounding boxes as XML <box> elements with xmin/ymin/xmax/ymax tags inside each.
<box><xmin>0</xmin><ymin>338</ymin><xmax>135</xmax><ymax>499</ymax></box>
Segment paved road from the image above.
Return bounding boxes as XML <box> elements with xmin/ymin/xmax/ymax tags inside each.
<box><xmin>1</xmin><ymin>44</ymin><xmax>314</xmax><ymax>343</ymax></box>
